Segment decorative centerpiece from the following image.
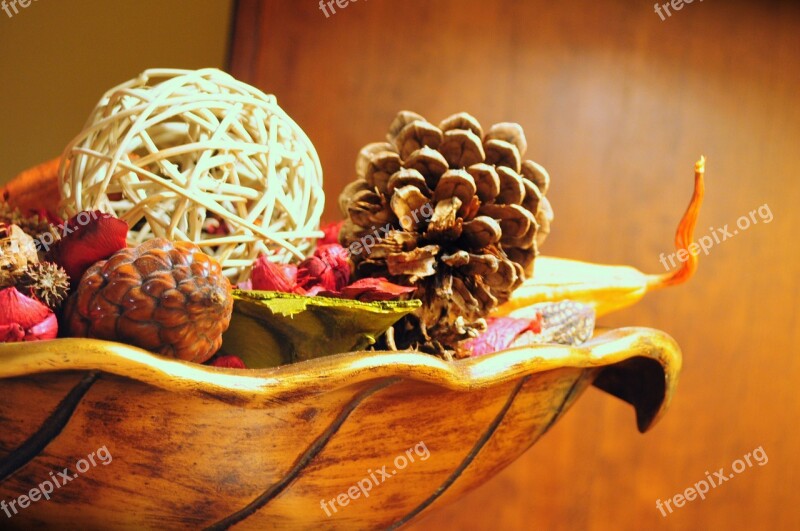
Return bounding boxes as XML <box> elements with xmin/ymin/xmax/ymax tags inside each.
<box><xmin>0</xmin><ymin>68</ymin><xmax>704</xmax><ymax>529</ymax></box>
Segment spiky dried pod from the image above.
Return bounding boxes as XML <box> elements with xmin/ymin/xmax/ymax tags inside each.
<box><xmin>16</xmin><ymin>262</ymin><xmax>70</xmax><ymax>309</ymax></box>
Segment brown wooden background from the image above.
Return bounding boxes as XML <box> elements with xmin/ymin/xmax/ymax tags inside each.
<box><xmin>231</xmin><ymin>0</ymin><xmax>800</xmax><ymax>529</ymax></box>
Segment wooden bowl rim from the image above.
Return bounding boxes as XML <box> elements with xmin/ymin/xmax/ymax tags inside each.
<box><xmin>0</xmin><ymin>327</ymin><xmax>680</xmax><ymax>397</ymax></box>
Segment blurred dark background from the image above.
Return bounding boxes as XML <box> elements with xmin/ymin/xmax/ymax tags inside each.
<box><xmin>2</xmin><ymin>0</ymin><xmax>798</xmax><ymax>529</ymax></box>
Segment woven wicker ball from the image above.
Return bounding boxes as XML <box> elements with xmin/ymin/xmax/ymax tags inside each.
<box><xmin>59</xmin><ymin>68</ymin><xmax>324</xmax><ymax>280</ymax></box>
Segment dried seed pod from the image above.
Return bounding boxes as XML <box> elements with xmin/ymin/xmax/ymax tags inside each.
<box><xmin>65</xmin><ymin>238</ymin><xmax>233</xmax><ymax>363</ymax></box>
<box><xmin>0</xmin><ymin>201</ymin><xmax>54</xmax><ymax>239</ymax></box>
<box><xmin>499</xmin><ymin>158</ymin><xmax>707</xmax><ymax>318</ymax></box>
<box><xmin>15</xmin><ymin>262</ymin><xmax>70</xmax><ymax>309</ymax></box>
<box><xmin>0</xmin><ymin>223</ymin><xmax>39</xmax><ymax>288</ymax></box>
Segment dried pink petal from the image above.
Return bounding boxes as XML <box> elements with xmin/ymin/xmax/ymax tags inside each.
<box><xmin>280</xmin><ymin>264</ymin><xmax>298</xmax><ymax>286</ymax></box>
<box><xmin>339</xmin><ymin>277</ymin><xmax>416</xmax><ymax>302</ymax></box>
<box><xmin>250</xmin><ymin>256</ymin><xmax>297</xmax><ymax>292</ymax></box>
<box><xmin>464</xmin><ymin>315</ymin><xmax>543</xmax><ymax>357</ymax></box>
<box><xmin>297</xmin><ymin>244</ymin><xmax>350</xmax><ymax>292</ymax></box>
<box><xmin>303</xmin><ymin>285</ymin><xmax>327</xmax><ymax>297</ymax></box>
<box><xmin>0</xmin><ymin>323</ymin><xmax>25</xmax><ymax>342</ymax></box>
<box><xmin>26</xmin><ymin>313</ymin><xmax>59</xmax><ymax>341</ymax></box>
<box><xmin>0</xmin><ymin>287</ymin><xmax>58</xmax><ymax>342</ymax></box>
<box><xmin>209</xmin><ymin>355</ymin><xmax>247</xmax><ymax>369</ymax></box>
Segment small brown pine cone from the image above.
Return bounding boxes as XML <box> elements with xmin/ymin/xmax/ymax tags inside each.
<box><xmin>64</xmin><ymin>238</ymin><xmax>233</xmax><ymax>363</ymax></box>
<box><xmin>339</xmin><ymin>111</ymin><xmax>554</xmax><ymax>356</ymax></box>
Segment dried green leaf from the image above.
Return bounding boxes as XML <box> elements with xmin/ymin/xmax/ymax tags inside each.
<box><xmin>219</xmin><ymin>290</ymin><xmax>421</xmax><ymax>368</ymax></box>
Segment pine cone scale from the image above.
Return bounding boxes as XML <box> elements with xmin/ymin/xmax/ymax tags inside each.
<box><xmin>385</xmin><ymin>245</ymin><xmax>439</xmax><ymax>278</ymax></box>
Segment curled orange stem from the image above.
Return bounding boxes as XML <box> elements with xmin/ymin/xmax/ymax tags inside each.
<box><xmin>649</xmin><ymin>156</ymin><xmax>706</xmax><ymax>289</ymax></box>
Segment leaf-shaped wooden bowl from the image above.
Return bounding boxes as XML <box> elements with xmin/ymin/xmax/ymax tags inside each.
<box><xmin>0</xmin><ymin>327</ymin><xmax>680</xmax><ymax>529</ymax></box>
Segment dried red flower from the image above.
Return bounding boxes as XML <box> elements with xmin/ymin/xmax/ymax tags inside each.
<box><xmin>464</xmin><ymin>315</ymin><xmax>543</xmax><ymax>357</ymax></box>
<box><xmin>279</xmin><ymin>264</ymin><xmax>298</xmax><ymax>286</ymax></box>
<box><xmin>209</xmin><ymin>355</ymin><xmax>247</xmax><ymax>369</ymax></box>
<box><xmin>242</xmin><ymin>240</ymin><xmax>414</xmax><ymax>306</ymax></box>
<box><xmin>250</xmin><ymin>255</ymin><xmax>299</xmax><ymax>292</ymax></box>
<box><xmin>0</xmin><ymin>287</ymin><xmax>58</xmax><ymax>342</ymax></box>
<box><xmin>339</xmin><ymin>278</ymin><xmax>416</xmax><ymax>302</ymax></box>
<box><xmin>50</xmin><ymin>211</ymin><xmax>128</xmax><ymax>286</ymax></box>
<box><xmin>244</xmin><ymin>245</ymin><xmax>414</xmax><ymax>305</ymax></box>
<box><xmin>297</xmin><ymin>244</ymin><xmax>350</xmax><ymax>292</ymax></box>
<box><xmin>319</xmin><ymin>220</ymin><xmax>344</xmax><ymax>245</ymax></box>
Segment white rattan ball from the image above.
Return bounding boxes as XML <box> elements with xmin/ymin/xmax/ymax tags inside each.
<box><xmin>59</xmin><ymin>68</ymin><xmax>324</xmax><ymax>279</ymax></box>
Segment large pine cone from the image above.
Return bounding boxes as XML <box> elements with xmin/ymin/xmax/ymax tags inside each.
<box><xmin>65</xmin><ymin>238</ymin><xmax>233</xmax><ymax>363</ymax></box>
<box><xmin>339</xmin><ymin>111</ymin><xmax>554</xmax><ymax>355</ymax></box>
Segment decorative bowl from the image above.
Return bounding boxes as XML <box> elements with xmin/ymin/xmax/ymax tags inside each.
<box><xmin>0</xmin><ymin>327</ymin><xmax>679</xmax><ymax>529</ymax></box>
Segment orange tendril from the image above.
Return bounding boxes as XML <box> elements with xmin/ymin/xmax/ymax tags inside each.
<box><xmin>650</xmin><ymin>156</ymin><xmax>706</xmax><ymax>289</ymax></box>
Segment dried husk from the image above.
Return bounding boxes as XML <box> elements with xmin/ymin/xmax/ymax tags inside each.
<box><xmin>0</xmin><ymin>224</ymin><xmax>39</xmax><ymax>288</ymax></box>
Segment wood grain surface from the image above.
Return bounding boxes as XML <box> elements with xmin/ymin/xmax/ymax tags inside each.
<box><xmin>229</xmin><ymin>0</ymin><xmax>800</xmax><ymax>529</ymax></box>
<box><xmin>0</xmin><ymin>328</ymin><xmax>679</xmax><ymax>529</ymax></box>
